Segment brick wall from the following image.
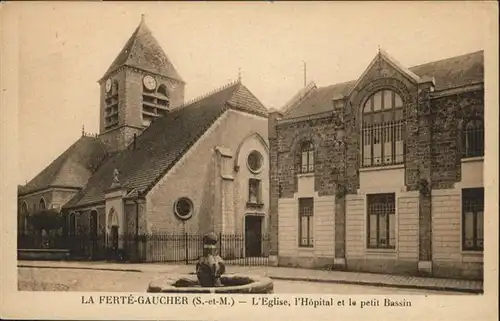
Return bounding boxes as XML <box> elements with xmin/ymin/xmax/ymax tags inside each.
<box><xmin>431</xmin><ymin>90</ymin><xmax>484</xmax><ymax>189</ymax></box>
<box><xmin>276</xmin><ymin>117</ymin><xmax>344</xmax><ymax>198</ymax></box>
<box><xmin>271</xmin><ymin>52</ymin><xmax>484</xmax><ymax>276</ymax></box>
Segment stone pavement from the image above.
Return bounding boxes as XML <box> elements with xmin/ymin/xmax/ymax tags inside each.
<box><xmin>18</xmin><ymin>260</ymin><xmax>483</xmax><ymax>293</ymax></box>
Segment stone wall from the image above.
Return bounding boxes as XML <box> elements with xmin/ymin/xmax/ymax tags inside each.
<box><xmin>146</xmin><ymin>109</ymin><xmax>269</xmax><ymax>235</ymax></box>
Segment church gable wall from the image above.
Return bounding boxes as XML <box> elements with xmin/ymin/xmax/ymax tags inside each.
<box><xmin>146</xmin><ymin>109</ymin><xmax>269</xmax><ymax>235</ymax></box>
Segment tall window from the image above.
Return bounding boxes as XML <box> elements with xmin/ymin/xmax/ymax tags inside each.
<box><xmin>300</xmin><ymin>141</ymin><xmax>315</xmax><ymax>173</ymax></box>
<box><xmin>90</xmin><ymin>210</ymin><xmax>99</xmax><ymax>237</ymax></box>
<box><xmin>362</xmin><ymin>90</ymin><xmax>404</xmax><ymax>167</ymax></box>
<box><xmin>462</xmin><ymin>118</ymin><xmax>484</xmax><ymax>158</ymax></box>
<box><xmin>367</xmin><ymin>193</ymin><xmax>396</xmax><ymax>249</ymax></box>
<box><xmin>68</xmin><ymin>213</ymin><xmax>77</xmax><ymax>236</ymax></box>
<box><xmin>462</xmin><ymin>188</ymin><xmax>484</xmax><ymax>251</ymax></box>
<box><xmin>248</xmin><ymin>179</ymin><xmax>261</xmax><ymax>204</ymax></box>
<box><xmin>299</xmin><ymin>198</ymin><xmax>314</xmax><ymax>247</ymax></box>
<box><xmin>20</xmin><ymin>202</ymin><xmax>28</xmax><ymax>234</ymax></box>
<box><xmin>39</xmin><ymin>198</ymin><xmax>46</xmax><ymax>210</ymax></box>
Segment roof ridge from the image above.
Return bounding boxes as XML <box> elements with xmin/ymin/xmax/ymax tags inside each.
<box><xmin>178</xmin><ymin>80</ymin><xmax>240</xmax><ymax>108</ymax></box>
<box><xmin>408</xmin><ymin>50</ymin><xmax>484</xmax><ymax>70</ymax></box>
<box><xmin>227</xmin><ymin>82</ymin><xmax>268</xmax><ymax>115</ymax></box>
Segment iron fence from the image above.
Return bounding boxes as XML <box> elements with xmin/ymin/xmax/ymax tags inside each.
<box><xmin>17</xmin><ymin>232</ymin><xmax>270</xmax><ymax>266</ymax></box>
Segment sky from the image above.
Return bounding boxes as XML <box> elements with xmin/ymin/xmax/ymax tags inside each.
<box><xmin>13</xmin><ymin>1</ymin><xmax>494</xmax><ymax>185</ymax></box>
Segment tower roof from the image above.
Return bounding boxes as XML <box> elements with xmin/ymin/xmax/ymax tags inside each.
<box><xmin>100</xmin><ymin>15</ymin><xmax>184</xmax><ymax>83</ymax></box>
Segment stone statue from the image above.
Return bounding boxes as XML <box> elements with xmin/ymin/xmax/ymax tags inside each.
<box><xmin>113</xmin><ymin>169</ymin><xmax>120</xmax><ymax>184</ymax></box>
<box><xmin>196</xmin><ymin>232</ymin><xmax>226</xmax><ymax>287</ymax></box>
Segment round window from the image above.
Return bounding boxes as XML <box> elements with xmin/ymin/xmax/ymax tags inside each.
<box><xmin>247</xmin><ymin>150</ymin><xmax>264</xmax><ymax>173</ymax></box>
<box><xmin>174</xmin><ymin>197</ymin><xmax>194</xmax><ymax>220</ymax></box>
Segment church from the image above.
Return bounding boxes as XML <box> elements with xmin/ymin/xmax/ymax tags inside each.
<box><xmin>267</xmin><ymin>49</ymin><xmax>484</xmax><ymax>280</ymax></box>
<box><xmin>17</xmin><ymin>16</ymin><xmax>270</xmax><ymax>261</ymax></box>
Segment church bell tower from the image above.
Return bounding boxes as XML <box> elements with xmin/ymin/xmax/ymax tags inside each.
<box><xmin>98</xmin><ymin>15</ymin><xmax>185</xmax><ymax>153</ymax></box>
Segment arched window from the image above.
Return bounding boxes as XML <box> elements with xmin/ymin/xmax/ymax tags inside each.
<box><xmin>19</xmin><ymin>202</ymin><xmax>28</xmax><ymax>234</ymax></box>
<box><xmin>112</xmin><ymin>80</ymin><xmax>119</xmax><ymax>95</ymax></box>
<box><xmin>300</xmin><ymin>141</ymin><xmax>315</xmax><ymax>173</ymax></box>
<box><xmin>156</xmin><ymin>84</ymin><xmax>170</xmax><ymax>108</ymax></box>
<box><xmin>39</xmin><ymin>198</ymin><xmax>46</xmax><ymax>210</ymax></box>
<box><xmin>462</xmin><ymin>118</ymin><xmax>484</xmax><ymax>158</ymax></box>
<box><xmin>68</xmin><ymin>212</ymin><xmax>77</xmax><ymax>236</ymax></box>
<box><xmin>362</xmin><ymin>89</ymin><xmax>404</xmax><ymax>167</ymax></box>
<box><xmin>157</xmin><ymin>84</ymin><xmax>169</xmax><ymax>97</ymax></box>
<box><xmin>20</xmin><ymin>202</ymin><xmax>28</xmax><ymax>215</ymax></box>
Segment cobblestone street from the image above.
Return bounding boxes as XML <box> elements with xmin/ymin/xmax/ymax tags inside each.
<box><xmin>18</xmin><ymin>267</ymin><xmax>470</xmax><ymax>295</ymax></box>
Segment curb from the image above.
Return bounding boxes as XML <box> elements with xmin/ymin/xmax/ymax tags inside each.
<box><xmin>18</xmin><ymin>264</ymin><xmax>483</xmax><ymax>294</ymax></box>
<box><xmin>18</xmin><ymin>264</ymin><xmax>142</xmax><ymax>273</ymax></box>
<box><xmin>268</xmin><ymin>276</ymin><xmax>483</xmax><ymax>294</ymax></box>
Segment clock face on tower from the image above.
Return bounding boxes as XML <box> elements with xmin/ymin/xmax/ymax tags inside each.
<box><xmin>105</xmin><ymin>79</ymin><xmax>112</xmax><ymax>93</ymax></box>
<box><xmin>143</xmin><ymin>75</ymin><xmax>157</xmax><ymax>91</ymax></box>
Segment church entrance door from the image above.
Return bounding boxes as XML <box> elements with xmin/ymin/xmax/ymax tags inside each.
<box><xmin>245</xmin><ymin>215</ymin><xmax>263</xmax><ymax>257</ymax></box>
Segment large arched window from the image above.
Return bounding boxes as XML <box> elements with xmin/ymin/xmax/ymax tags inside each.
<box><xmin>300</xmin><ymin>141</ymin><xmax>315</xmax><ymax>173</ymax></box>
<box><xmin>462</xmin><ymin>118</ymin><xmax>484</xmax><ymax>158</ymax></box>
<box><xmin>362</xmin><ymin>89</ymin><xmax>404</xmax><ymax>167</ymax></box>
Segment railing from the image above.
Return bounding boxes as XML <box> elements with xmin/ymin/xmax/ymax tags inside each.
<box><xmin>462</xmin><ymin>127</ymin><xmax>484</xmax><ymax>158</ymax></box>
<box><xmin>17</xmin><ymin>232</ymin><xmax>270</xmax><ymax>266</ymax></box>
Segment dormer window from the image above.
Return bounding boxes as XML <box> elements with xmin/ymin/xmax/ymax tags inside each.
<box><xmin>462</xmin><ymin>118</ymin><xmax>484</xmax><ymax>158</ymax></box>
<box><xmin>300</xmin><ymin>141</ymin><xmax>315</xmax><ymax>174</ymax></box>
<box><xmin>362</xmin><ymin>89</ymin><xmax>404</xmax><ymax>167</ymax></box>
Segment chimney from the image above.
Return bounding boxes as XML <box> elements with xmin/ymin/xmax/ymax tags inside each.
<box><xmin>268</xmin><ymin>108</ymin><xmax>283</xmax><ymax>140</ymax></box>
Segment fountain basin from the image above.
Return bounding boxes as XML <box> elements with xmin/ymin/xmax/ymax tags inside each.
<box><xmin>147</xmin><ymin>273</ymin><xmax>274</xmax><ymax>293</ymax></box>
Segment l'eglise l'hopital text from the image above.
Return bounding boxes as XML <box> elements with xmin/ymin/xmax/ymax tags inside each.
<box><xmin>252</xmin><ymin>297</ymin><xmax>412</xmax><ymax>308</ymax></box>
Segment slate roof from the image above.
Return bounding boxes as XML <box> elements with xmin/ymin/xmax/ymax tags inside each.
<box><xmin>19</xmin><ymin>136</ymin><xmax>109</xmax><ymax>196</ymax></box>
<box><xmin>410</xmin><ymin>50</ymin><xmax>484</xmax><ymax>90</ymax></box>
<box><xmin>64</xmin><ymin>82</ymin><xmax>267</xmax><ymax>209</ymax></box>
<box><xmin>283</xmin><ymin>50</ymin><xmax>484</xmax><ymax>119</ymax></box>
<box><xmin>283</xmin><ymin>80</ymin><xmax>356</xmax><ymax>119</ymax></box>
<box><xmin>101</xmin><ymin>16</ymin><xmax>183</xmax><ymax>83</ymax></box>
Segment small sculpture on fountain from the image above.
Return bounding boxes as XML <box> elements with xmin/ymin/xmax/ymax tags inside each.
<box><xmin>196</xmin><ymin>232</ymin><xmax>226</xmax><ymax>287</ymax></box>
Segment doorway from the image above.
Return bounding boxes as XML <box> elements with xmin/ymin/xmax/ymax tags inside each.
<box><xmin>245</xmin><ymin>215</ymin><xmax>263</xmax><ymax>257</ymax></box>
<box><xmin>109</xmin><ymin>225</ymin><xmax>119</xmax><ymax>260</ymax></box>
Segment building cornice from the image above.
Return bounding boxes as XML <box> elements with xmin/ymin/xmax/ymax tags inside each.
<box><xmin>430</xmin><ymin>82</ymin><xmax>483</xmax><ymax>99</ymax></box>
<box><xmin>99</xmin><ymin>65</ymin><xmax>186</xmax><ymax>85</ymax></box>
<box><xmin>276</xmin><ymin>110</ymin><xmax>333</xmax><ymax>126</ymax></box>
<box><xmin>18</xmin><ymin>185</ymin><xmax>82</xmax><ymax>198</ymax></box>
